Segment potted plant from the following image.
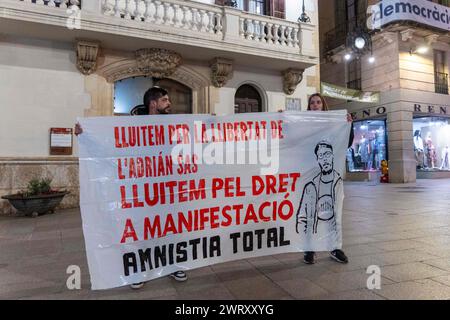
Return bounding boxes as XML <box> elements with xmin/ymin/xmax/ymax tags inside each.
<box><xmin>1</xmin><ymin>178</ymin><xmax>69</xmax><ymax>217</ymax></box>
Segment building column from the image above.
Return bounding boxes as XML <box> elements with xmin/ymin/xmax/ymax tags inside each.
<box><xmin>386</xmin><ymin>103</ymin><xmax>416</xmax><ymax>183</ymax></box>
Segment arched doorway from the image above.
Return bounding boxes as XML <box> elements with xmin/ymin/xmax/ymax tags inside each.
<box><xmin>114</xmin><ymin>76</ymin><xmax>192</xmax><ymax>115</ymax></box>
<box><xmin>234</xmin><ymin>84</ymin><xmax>263</xmax><ymax>113</ymax></box>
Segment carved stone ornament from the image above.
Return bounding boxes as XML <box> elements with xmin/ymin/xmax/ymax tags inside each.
<box><xmin>400</xmin><ymin>29</ymin><xmax>415</xmax><ymax>42</ymax></box>
<box><xmin>371</xmin><ymin>32</ymin><xmax>397</xmax><ymax>50</ymax></box>
<box><xmin>210</xmin><ymin>58</ymin><xmax>233</xmax><ymax>88</ymax></box>
<box><xmin>76</xmin><ymin>40</ymin><xmax>100</xmax><ymax>75</ymax></box>
<box><xmin>425</xmin><ymin>34</ymin><xmax>440</xmax><ymax>45</ymax></box>
<box><xmin>282</xmin><ymin>68</ymin><xmax>304</xmax><ymax>95</ymax></box>
<box><xmin>325</xmin><ymin>52</ymin><xmax>341</xmax><ymax>64</ymax></box>
<box><xmin>135</xmin><ymin>48</ymin><xmax>182</xmax><ymax>78</ymax></box>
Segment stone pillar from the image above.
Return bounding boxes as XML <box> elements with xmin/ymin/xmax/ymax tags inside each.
<box><xmin>386</xmin><ymin>102</ymin><xmax>416</xmax><ymax>183</ymax></box>
<box><xmin>84</xmin><ymin>74</ymin><xmax>114</xmax><ymax>117</ymax></box>
<box><xmin>222</xmin><ymin>7</ymin><xmax>241</xmax><ymax>42</ymax></box>
<box><xmin>80</xmin><ymin>0</ymin><xmax>102</xmax><ymax>14</ymax></box>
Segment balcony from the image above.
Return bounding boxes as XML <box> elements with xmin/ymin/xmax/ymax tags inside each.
<box><xmin>323</xmin><ymin>15</ymin><xmax>367</xmax><ymax>53</ymax></box>
<box><xmin>0</xmin><ymin>0</ymin><xmax>318</xmax><ymax>71</ymax></box>
<box><xmin>346</xmin><ymin>79</ymin><xmax>361</xmax><ymax>91</ymax></box>
<box><xmin>435</xmin><ymin>72</ymin><xmax>449</xmax><ymax>95</ymax></box>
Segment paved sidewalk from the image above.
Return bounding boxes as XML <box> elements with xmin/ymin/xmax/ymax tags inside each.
<box><xmin>1</xmin><ymin>179</ymin><xmax>450</xmax><ymax>300</ymax></box>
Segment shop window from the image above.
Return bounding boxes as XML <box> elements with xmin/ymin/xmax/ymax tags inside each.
<box><xmin>114</xmin><ymin>77</ymin><xmax>192</xmax><ymax>115</ymax></box>
<box><xmin>413</xmin><ymin>117</ymin><xmax>450</xmax><ymax>171</ymax></box>
<box><xmin>234</xmin><ymin>84</ymin><xmax>263</xmax><ymax>113</ymax></box>
<box><xmin>347</xmin><ymin>120</ymin><xmax>387</xmax><ymax>172</ymax></box>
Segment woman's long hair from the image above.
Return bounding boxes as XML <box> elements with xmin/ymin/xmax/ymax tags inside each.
<box><xmin>307</xmin><ymin>93</ymin><xmax>329</xmax><ymax>111</ymax></box>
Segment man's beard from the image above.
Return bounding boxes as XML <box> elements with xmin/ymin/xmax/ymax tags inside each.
<box><xmin>319</xmin><ymin>164</ymin><xmax>333</xmax><ymax>175</ymax></box>
<box><xmin>157</xmin><ymin>108</ymin><xmax>170</xmax><ymax>114</ymax></box>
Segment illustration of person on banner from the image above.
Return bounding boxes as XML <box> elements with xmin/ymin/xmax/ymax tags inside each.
<box><xmin>296</xmin><ymin>140</ymin><xmax>344</xmax><ymax>256</ymax></box>
<box><xmin>296</xmin><ymin>93</ymin><xmax>350</xmax><ymax>265</ymax></box>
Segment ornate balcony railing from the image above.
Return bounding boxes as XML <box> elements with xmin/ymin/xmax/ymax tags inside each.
<box><xmin>102</xmin><ymin>0</ymin><xmax>224</xmax><ymax>37</ymax></box>
<box><xmin>101</xmin><ymin>0</ymin><xmax>302</xmax><ymax>49</ymax></box>
<box><xmin>19</xmin><ymin>0</ymin><xmax>81</xmax><ymax>8</ymax></box>
<box><xmin>3</xmin><ymin>0</ymin><xmax>318</xmax><ymax>66</ymax></box>
<box><xmin>239</xmin><ymin>13</ymin><xmax>300</xmax><ymax>48</ymax></box>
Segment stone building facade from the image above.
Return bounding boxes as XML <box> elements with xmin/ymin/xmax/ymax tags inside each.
<box><xmin>319</xmin><ymin>0</ymin><xmax>450</xmax><ymax>183</ymax></box>
<box><xmin>0</xmin><ymin>0</ymin><xmax>320</xmax><ymax>214</ymax></box>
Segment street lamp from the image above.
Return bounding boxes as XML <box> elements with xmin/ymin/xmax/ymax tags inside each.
<box><xmin>354</xmin><ymin>37</ymin><xmax>366</xmax><ymax>50</ymax></box>
<box><xmin>298</xmin><ymin>0</ymin><xmax>311</xmax><ymax>23</ymax></box>
<box><xmin>416</xmin><ymin>46</ymin><xmax>429</xmax><ymax>54</ymax></box>
<box><xmin>345</xmin><ymin>27</ymin><xmax>372</xmax><ymax>62</ymax></box>
<box><xmin>409</xmin><ymin>45</ymin><xmax>429</xmax><ymax>56</ymax></box>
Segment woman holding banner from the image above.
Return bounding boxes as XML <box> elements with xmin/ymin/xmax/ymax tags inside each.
<box><xmin>302</xmin><ymin>93</ymin><xmax>353</xmax><ymax>265</ymax></box>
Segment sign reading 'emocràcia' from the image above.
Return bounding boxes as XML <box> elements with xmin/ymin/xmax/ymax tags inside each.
<box><xmin>368</xmin><ymin>0</ymin><xmax>450</xmax><ymax>31</ymax></box>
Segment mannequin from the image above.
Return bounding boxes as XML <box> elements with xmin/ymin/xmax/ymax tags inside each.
<box><xmin>372</xmin><ymin>132</ymin><xmax>382</xmax><ymax>169</ymax></box>
<box><xmin>424</xmin><ymin>132</ymin><xmax>437</xmax><ymax>169</ymax></box>
<box><xmin>360</xmin><ymin>135</ymin><xmax>369</xmax><ymax>170</ymax></box>
<box><xmin>346</xmin><ymin>147</ymin><xmax>355</xmax><ymax>171</ymax></box>
<box><xmin>440</xmin><ymin>145</ymin><xmax>449</xmax><ymax>170</ymax></box>
<box><xmin>368</xmin><ymin>134</ymin><xmax>376</xmax><ymax>170</ymax></box>
<box><xmin>413</xmin><ymin>130</ymin><xmax>425</xmax><ymax>169</ymax></box>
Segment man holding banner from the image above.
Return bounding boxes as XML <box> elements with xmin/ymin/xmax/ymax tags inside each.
<box><xmin>75</xmin><ymin>86</ymin><xmax>188</xmax><ymax>289</ymax></box>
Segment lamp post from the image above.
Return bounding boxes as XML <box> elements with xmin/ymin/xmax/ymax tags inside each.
<box><xmin>298</xmin><ymin>0</ymin><xmax>311</xmax><ymax>23</ymax></box>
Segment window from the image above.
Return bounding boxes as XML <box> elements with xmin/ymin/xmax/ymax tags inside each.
<box><xmin>326</xmin><ymin>0</ymin><xmax>367</xmax><ymax>52</ymax></box>
<box><xmin>347</xmin><ymin>58</ymin><xmax>361</xmax><ymax>90</ymax></box>
<box><xmin>234</xmin><ymin>0</ymin><xmax>267</xmax><ymax>15</ymax></box>
<box><xmin>434</xmin><ymin>50</ymin><xmax>449</xmax><ymax>95</ymax></box>
<box><xmin>234</xmin><ymin>84</ymin><xmax>263</xmax><ymax>113</ymax></box>
<box><xmin>346</xmin><ymin>0</ymin><xmax>357</xmax><ymax>31</ymax></box>
<box><xmin>231</xmin><ymin>0</ymin><xmax>285</xmax><ymax>18</ymax></box>
<box><xmin>114</xmin><ymin>77</ymin><xmax>192</xmax><ymax>115</ymax></box>
<box><xmin>114</xmin><ymin>76</ymin><xmax>154</xmax><ymax>115</ymax></box>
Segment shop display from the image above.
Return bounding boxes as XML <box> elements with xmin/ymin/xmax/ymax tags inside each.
<box><xmin>425</xmin><ymin>132</ymin><xmax>437</xmax><ymax>169</ymax></box>
<box><xmin>440</xmin><ymin>145</ymin><xmax>450</xmax><ymax>170</ymax></box>
<box><xmin>413</xmin><ymin>130</ymin><xmax>425</xmax><ymax>169</ymax></box>
<box><xmin>413</xmin><ymin>117</ymin><xmax>450</xmax><ymax>172</ymax></box>
<box><xmin>347</xmin><ymin>120</ymin><xmax>387</xmax><ymax>172</ymax></box>
<box><xmin>380</xmin><ymin>159</ymin><xmax>389</xmax><ymax>183</ymax></box>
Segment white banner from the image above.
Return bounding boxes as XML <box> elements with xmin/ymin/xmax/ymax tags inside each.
<box><xmin>78</xmin><ymin>111</ymin><xmax>350</xmax><ymax>290</ymax></box>
<box><xmin>368</xmin><ymin>0</ymin><xmax>450</xmax><ymax>31</ymax></box>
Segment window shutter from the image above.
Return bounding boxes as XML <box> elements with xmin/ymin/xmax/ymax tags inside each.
<box><xmin>270</xmin><ymin>0</ymin><xmax>285</xmax><ymax>19</ymax></box>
